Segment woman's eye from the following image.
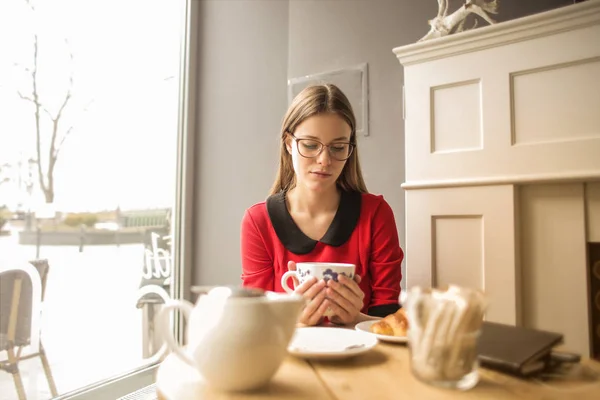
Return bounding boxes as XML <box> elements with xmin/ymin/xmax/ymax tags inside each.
<box><xmin>331</xmin><ymin>144</ymin><xmax>347</xmax><ymax>152</ymax></box>
<box><xmin>302</xmin><ymin>143</ymin><xmax>319</xmax><ymax>150</ymax></box>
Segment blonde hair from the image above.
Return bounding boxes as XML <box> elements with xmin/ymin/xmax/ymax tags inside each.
<box><xmin>269</xmin><ymin>84</ymin><xmax>368</xmax><ymax>195</ymax></box>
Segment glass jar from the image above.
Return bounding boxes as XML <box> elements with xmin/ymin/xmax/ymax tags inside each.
<box><xmin>409</xmin><ymin>327</ymin><xmax>480</xmax><ymax>390</ymax></box>
<box><xmin>405</xmin><ymin>285</ymin><xmax>487</xmax><ymax>391</ymax></box>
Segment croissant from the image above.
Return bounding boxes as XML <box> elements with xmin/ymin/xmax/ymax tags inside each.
<box><xmin>370</xmin><ymin>308</ymin><xmax>408</xmax><ymax>337</ymax></box>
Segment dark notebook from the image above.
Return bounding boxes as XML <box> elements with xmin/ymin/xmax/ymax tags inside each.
<box><xmin>476</xmin><ymin>321</ymin><xmax>564</xmax><ymax>377</ymax></box>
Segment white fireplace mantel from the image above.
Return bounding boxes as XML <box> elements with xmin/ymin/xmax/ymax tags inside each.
<box><xmin>393</xmin><ymin>0</ymin><xmax>600</xmax><ymax>358</ymax></box>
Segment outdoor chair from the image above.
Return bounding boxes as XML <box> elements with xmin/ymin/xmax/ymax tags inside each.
<box><xmin>0</xmin><ymin>259</ymin><xmax>58</xmax><ymax>400</ymax></box>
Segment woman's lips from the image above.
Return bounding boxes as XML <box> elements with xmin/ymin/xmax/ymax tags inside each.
<box><xmin>311</xmin><ymin>171</ymin><xmax>331</xmax><ymax>178</ymax></box>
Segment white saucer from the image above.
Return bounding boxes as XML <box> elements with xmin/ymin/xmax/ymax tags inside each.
<box><xmin>354</xmin><ymin>320</ymin><xmax>408</xmax><ymax>343</ymax></box>
<box><xmin>287</xmin><ymin>327</ymin><xmax>378</xmax><ymax>360</ymax></box>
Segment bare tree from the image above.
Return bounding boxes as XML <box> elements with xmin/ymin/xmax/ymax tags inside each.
<box><xmin>16</xmin><ymin>0</ymin><xmax>88</xmax><ymax>204</ymax></box>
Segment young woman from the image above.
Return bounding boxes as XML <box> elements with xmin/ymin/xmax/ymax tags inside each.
<box><xmin>241</xmin><ymin>84</ymin><xmax>403</xmax><ymax>326</ymax></box>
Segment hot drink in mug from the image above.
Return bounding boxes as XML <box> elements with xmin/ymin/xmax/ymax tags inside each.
<box><xmin>281</xmin><ymin>262</ymin><xmax>356</xmax><ymax>293</ymax></box>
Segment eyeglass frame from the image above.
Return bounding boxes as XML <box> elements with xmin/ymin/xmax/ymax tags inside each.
<box><xmin>286</xmin><ymin>132</ymin><xmax>355</xmax><ymax>161</ymax></box>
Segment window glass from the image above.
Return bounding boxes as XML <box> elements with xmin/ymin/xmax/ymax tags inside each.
<box><xmin>0</xmin><ymin>1</ymin><xmax>186</xmax><ymax>398</ymax></box>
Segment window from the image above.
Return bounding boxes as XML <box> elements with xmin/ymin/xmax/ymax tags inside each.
<box><xmin>0</xmin><ymin>0</ymin><xmax>194</xmax><ymax>398</ymax></box>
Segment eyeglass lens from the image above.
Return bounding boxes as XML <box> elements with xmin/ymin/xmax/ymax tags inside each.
<box><xmin>296</xmin><ymin>139</ymin><xmax>353</xmax><ymax>161</ymax></box>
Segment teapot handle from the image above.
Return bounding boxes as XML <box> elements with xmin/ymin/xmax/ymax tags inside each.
<box><xmin>157</xmin><ymin>300</ymin><xmax>195</xmax><ymax>367</ymax></box>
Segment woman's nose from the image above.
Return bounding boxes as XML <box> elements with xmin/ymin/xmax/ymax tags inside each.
<box><xmin>317</xmin><ymin>147</ymin><xmax>332</xmax><ymax>166</ymax></box>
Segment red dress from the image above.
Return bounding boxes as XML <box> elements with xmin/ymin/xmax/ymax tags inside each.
<box><xmin>240</xmin><ymin>190</ymin><xmax>403</xmax><ymax>316</ymax></box>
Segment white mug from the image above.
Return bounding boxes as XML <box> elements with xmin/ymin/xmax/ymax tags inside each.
<box><xmin>281</xmin><ymin>262</ymin><xmax>356</xmax><ymax>294</ymax></box>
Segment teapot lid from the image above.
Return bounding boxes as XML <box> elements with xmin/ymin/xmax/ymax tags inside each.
<box><xmin>191</xmin><ymin>285</ymin><xmax>265</xmax><ymax>299</ymax></box>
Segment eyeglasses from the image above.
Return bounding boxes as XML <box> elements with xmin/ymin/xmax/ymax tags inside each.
<box><xmin>288</xmin><ymin>133</ymin><xmax>354</xmax><ymax>161</ymax></box>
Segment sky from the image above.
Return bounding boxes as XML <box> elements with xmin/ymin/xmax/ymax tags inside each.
<box><xmin>0</xmin><ymin>0</ymin><xmax>184</xmax><ymax>212</ymax></box>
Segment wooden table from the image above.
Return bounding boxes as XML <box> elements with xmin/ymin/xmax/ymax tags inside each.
<box><xmin>155</xmin><ymin>340</ymin><xmax>600</xmax><ymax>400</ymax></box>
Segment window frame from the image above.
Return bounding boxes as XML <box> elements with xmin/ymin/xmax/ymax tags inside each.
<box><xmin>54</xmin><ymin>0</ymin><xmax>198</xmax><ymax>398</ymax></box>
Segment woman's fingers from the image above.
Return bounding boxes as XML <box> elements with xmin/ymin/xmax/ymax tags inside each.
<box><xmin>326</xmin><ymin>300</ymin><xmax>352</xmax><ymax>324</ymax></box>
<box><xmin>326</xmin><ymin>283</ymin><xmax>360</xmax><ymax>312</ymax></box>
<box><xmin>293</xmin><ymin>276</ymin><xmax>314</xmax><ymax>294</ymax></box>
<box><xmin>329</xmin><ymin>277</ymin><xmax>364</xmax><ymax>309</ymax></box>
<box><xmin>289</xmin><ymin>272</ymin><xmax>366</xmax><ymax>326</ymax></box>
<box><xmin>295</xmin><ymin>277</ymin><xmax>321</xmax><ymax>295</ymax></box>
<box><xmin>294</xmin><ymin>277</ymin><xmax>328</xmax><ymax>326</ymax></box>
<box><xmin>303</xmin><ymin>290</ymin><xmax>328</xmax><ymax>326</ymax></box>
<box><xmin>310</xmin><ymin>298</ymin><xmax>330</xmax><ymax>325</ymax></box>
<box><xmin>324</xmin><ymin>275</ymin><xmax>365</xmax><ymax>324</ymax></box>
<box><xmin>340</xmin><ymin>274</ymin><xmax>364</xmax><ymax>298</ymax></box>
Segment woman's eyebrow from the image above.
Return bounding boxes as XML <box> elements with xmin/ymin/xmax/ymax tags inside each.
<box><xmin>300</xmin><ymin>135</ymin><xmax>350</xmax><ymax>141</ymax></box>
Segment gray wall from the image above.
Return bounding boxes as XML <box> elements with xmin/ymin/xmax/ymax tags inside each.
<box><xmin>193</xmin><ymin>0</ymin><xmax>288</xmax><ymax>285</ymax></box>
<box><xmin>191</xmin><ymin>0</ymin><xmax>581</xmax><ymax>288</ymax></box>
<box><xmin>471</xmin><ymin>0</ymin><xmax>579</xmax><ymax>22</ymax></box>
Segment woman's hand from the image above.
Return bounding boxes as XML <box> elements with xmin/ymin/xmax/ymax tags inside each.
<box><xmin>287</xmin><ymin>261</ymin><xmax>329</xmax><ymax>326</ymax></box>
<box><xmin>325</xmin><ymin>274</ymin><xmax>365</xmax><ymax>325</ymax></box>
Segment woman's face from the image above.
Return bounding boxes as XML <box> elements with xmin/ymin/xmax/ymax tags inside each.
<box><xmin>286</xmin><ymin>113</ymin><xmax>352</xmax><ymax>193</ymax></box>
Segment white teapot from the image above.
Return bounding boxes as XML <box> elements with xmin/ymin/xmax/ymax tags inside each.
<box><xmin>157</xmin><ymin>286</ymin><xmax>304</xmax><ymax>392</ymax></box>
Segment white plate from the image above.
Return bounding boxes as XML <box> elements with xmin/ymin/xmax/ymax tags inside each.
<box><xmin>354</xmin><ymin>320</ymin><xmax>408</xmax><ymax>343</ymax></box>
<box><xmin>287</xmin><ymin>327</ymin><xmax>378</xmax><ymax>360</ymax></box>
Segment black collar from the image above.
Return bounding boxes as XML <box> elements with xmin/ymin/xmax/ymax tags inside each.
<box><xmin>266</xmin><ymin>190</ymin><xmax>362</xmax><ymax>255</ymax></box>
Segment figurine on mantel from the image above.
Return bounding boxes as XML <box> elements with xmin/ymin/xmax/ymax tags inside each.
<box><xmin>419</xmin><ymin>0</ymin><xmax>499</xmax><ymax>42</ymax></box>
